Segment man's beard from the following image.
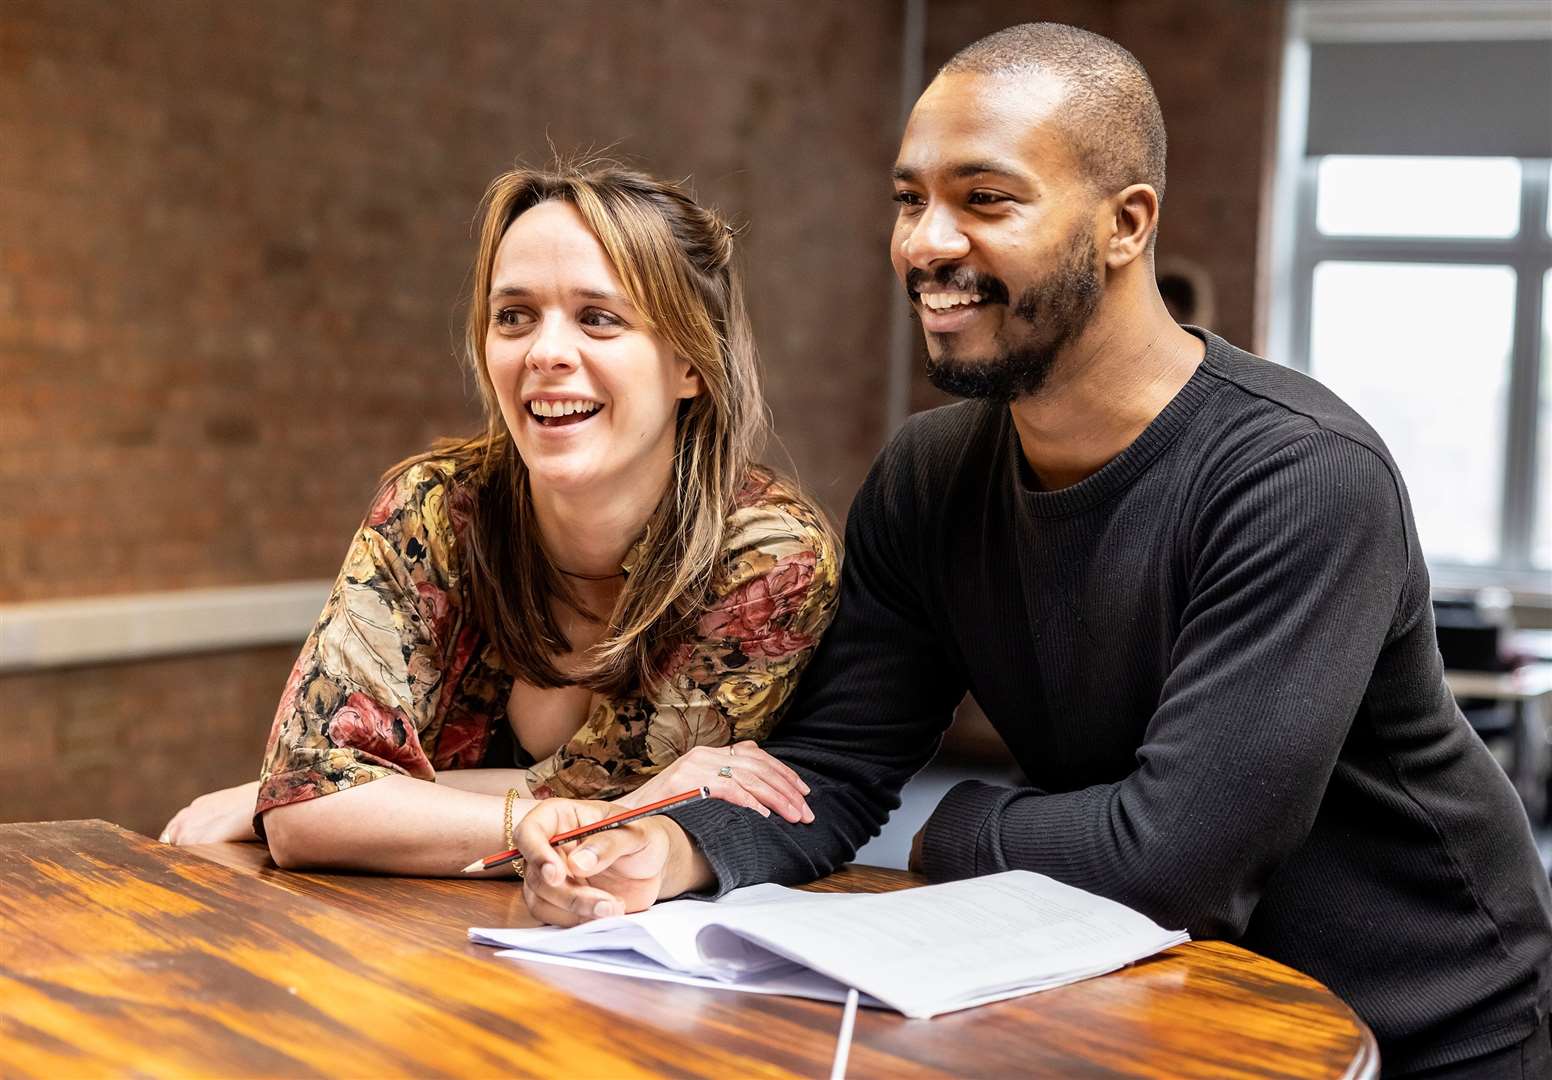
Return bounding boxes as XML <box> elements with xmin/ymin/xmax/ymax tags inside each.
<box><xmin>920</xmin><ymin>230</ymin><xmax>1102</xmax><ymax>405</ymax></box>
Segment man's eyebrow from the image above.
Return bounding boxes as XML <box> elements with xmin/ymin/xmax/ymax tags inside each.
<box><xmin>891</xmin><ymin>161</ymin><xmax>1029</xmax><ymax>183</ymax></box>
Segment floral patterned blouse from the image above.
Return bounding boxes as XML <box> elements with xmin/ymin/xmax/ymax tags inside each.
<box><xmin>255</xmin><ymin>457</ymin><xmax>839</xmax><ymax>832</ymax></box>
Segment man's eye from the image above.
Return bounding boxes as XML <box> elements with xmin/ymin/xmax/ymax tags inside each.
<box><xmin>968</xmin><ymin>191</ymin><xmax>1010</xmax><ymax>206</ymax></box>
<box><xmin>892</xmin><ymin>190</ymin><xmax>924</xmax><ymax>208</ymax></box>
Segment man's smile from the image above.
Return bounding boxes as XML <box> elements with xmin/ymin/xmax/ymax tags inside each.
<box><xmin>916</xmin><ymin>289</ymin><xmax>995</xmax><ymax>333</ymax></box>
<box><xmin>919</xmin><ymin>290</ymin><xmax>984</xmax><ymax>311</ymax></box>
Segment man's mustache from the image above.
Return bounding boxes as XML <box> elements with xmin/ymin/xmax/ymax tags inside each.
<box><xmin>904</xmin><ymin>266</ymin><xmax>1010</xmax><ymax>306</ymax></box>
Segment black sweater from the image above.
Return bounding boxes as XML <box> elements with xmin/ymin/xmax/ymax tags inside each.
<box><xmin>672</xmin><ymin>330</ymin><xmax>1552</xmax><ymax>1072</ymax></box>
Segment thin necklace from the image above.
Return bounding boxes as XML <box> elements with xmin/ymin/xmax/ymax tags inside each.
<box><xmin>556</xmin><ymin>567</ymin><xmax>625</xmax><ymax>581</ymax></box>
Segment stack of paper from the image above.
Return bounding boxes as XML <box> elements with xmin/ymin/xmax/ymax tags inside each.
<box><xmin>471</xmin><ymin>871</ymin><xmax>1188</xmax><ymax>1018</ymax></box>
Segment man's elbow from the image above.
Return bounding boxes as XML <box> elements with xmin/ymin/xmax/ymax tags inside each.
<box><xmin>1140</xmin><ymin>878</ymin><xmax>1260</xmax><ymax>940</ymax></box>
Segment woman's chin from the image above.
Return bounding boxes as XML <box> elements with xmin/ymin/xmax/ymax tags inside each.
<box><xmin>525</xmin><ymin>463</ymin><xmax>603</xmax><ymax>497</ymax></box>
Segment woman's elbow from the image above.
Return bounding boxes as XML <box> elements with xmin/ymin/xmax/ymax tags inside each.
<box><xmin>260</xmin><ymin>806</ymin><xmax>317</xmax><ymax>870</ymax></box>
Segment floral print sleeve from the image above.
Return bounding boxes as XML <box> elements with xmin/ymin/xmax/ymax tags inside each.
<box><xmin>527</xmin><ymin>472</ymin><xmax>841</xmax><ymax>799</ymax></box>
<box><xmin>255</xmin><ymin>459</ymin><xmax>489</xmax><ymax>833</ymax></box>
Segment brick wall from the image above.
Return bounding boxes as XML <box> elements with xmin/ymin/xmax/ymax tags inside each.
<box><xmin>0</xmin><ymin>0</ymin><xmax>903</xmax><ymax>603</ymax></box>
<box><xmin>0</xmin><ymin>0</ymin><xmax>902</xmax><ymax>836</ymax></box>
<box><xmin>4</xmin><ymin>648</ymin><xmax>298</xmax><ymax>835</ymax></box>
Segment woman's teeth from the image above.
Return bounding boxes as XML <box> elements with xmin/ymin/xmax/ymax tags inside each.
<box><xmin>920</xmin><ymin>292</ymin><xmax>983</xmax><ymax>311</ymax></box>
<box><xmin>527</xmin><ymin>397</ymin><xmax>599</xmax><ymax>415</ymax></box>
<box><xmin>528</xmin><ymin>399</ymin><xmax>603</xmax><ymax>426</ymax></box>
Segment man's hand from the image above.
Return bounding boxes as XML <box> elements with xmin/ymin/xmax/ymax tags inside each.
<box><xmin>515</xmin><ymin>798</ymin><xmax>712</xmax><ymax>927</ymax></box>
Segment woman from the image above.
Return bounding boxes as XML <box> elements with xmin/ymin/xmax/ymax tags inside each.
<box><xmin>161</xmin><ymin>161</ymin><xmax>838</xmax><ymax>875</ymax></box>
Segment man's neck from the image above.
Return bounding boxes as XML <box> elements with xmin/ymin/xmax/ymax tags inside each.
<box><xmin>1008</xmin><ymin>309</ymin><xmax>1206</xmax><ymax>492</ymax></box>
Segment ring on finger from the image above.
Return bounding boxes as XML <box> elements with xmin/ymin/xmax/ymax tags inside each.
<box><xmin>717</xmin><ymin>764</ymin><xmax>734</xmax><ymax>779</ymax></box>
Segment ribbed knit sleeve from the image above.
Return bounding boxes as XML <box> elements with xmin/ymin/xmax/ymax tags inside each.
<box><xmin>919</xmin><ymin>428</ymin><xmax>1409</xmax><ymax>938</ymax></box>
<box><xmin>670</xmin><ymin>419</ymin><xmax>968</xmax><ymax>894</ymax></box>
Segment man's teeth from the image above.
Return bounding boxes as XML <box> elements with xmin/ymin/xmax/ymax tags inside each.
<box><xmin>528</xmin><ymin>399</ymin><xmax>602</xmax><ymax>418</ymax></box>
<box><xmin>920</xmin><ymin>292</ymin><xmax>984</xmax><ymax>311</ymax></box>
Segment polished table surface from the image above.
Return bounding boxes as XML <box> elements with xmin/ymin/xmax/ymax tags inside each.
<box><xmin>0</xmin><ymin>820</ymin><xmax>1378</xmax><ymax>1078</ymax></box>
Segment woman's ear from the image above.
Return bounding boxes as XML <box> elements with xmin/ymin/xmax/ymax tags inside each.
<box><xmin>676</xmin><ymin>358</ymin><xmax>702</xmax><ymax>400</ymax></box>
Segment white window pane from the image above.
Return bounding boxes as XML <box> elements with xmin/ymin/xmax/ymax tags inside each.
<box><xmin>1316</xmin><ymin>157</ymin><xmax>1521</xmax><ymax>238</ymax></box>
<box><xmin>1309</xmin><ymin>262</ymin><xmax>1516</xmax><ymax>566</ymax></box>
<box><xmin>1536</xmin><ymin>271</ymin><xmax>1552</xmax><ymax>570</ymax></box>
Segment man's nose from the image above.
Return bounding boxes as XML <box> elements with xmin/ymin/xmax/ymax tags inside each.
<box><xmin>524</xmin><ymin>316</ymin><xmax>579</xmax><ymax>374</ymax></box>
<box><xmin>899</xmin><ymin>202</ymin><xmax>971</xmax><ymax>268</ymax></box>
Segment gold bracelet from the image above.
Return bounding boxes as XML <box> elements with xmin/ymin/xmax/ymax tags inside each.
<box><xmin>503</xmin><ymin>787</ymin><xmax>520</xmax><ymax>854</ymax></box>
<box><xmin>503</xmin><ymin>788</ymin><xmax>528</xmax><ymax>879</ymax></box>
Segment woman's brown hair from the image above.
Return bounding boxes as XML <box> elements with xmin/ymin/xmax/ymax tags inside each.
<box><xmin>392</xmin><ymin>159</ymin><xmax>772</xmax><ymax>697</ymax></box>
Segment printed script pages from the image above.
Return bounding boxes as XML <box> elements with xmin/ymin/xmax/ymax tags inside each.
<box><xmin>470</xmin><ymin>870</ymin><xmax>1188</xmax><ymax>1018</ymax></box>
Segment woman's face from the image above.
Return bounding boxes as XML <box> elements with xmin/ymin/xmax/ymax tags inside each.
<box><xmin>485</xmin><ymin>201</ymin><xmax>701</xmax><ymax>501</ymax></box>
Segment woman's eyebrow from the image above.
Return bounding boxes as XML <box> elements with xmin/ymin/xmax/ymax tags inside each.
<box><xmin>571</xmin><ymin>287</ymin><xmax>629</xmax><ymax>304</ymax></box>
<box><xmin>488</xmin><ymin>285</ymin><xmax>629</xmax><ymax>303</ymax></box>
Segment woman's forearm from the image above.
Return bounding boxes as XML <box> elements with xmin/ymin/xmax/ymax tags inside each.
<box><xmin>434</xmin><ymin>768</ymin><xmax>534</xmax><ymax>798</ymax></box>
<box><xmin>262</xmin><ymin>775</ymin><xmax>535</xmax><ymax>876</ymax></box>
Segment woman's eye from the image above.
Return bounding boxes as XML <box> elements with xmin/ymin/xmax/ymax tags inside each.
<box><xmin>492</xmin><ymin>307</ymin><xmax>532</xmax><ymax>329</ymax></box>
<box><xmin>581</xmin><ymin>309</ymin><xmax>624</xmax><ymax>330</ymax></box>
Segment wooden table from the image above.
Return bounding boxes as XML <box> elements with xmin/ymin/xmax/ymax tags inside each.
<box><xmin>0</xmin><ymin>820</ymin><xmax>1378</xmax><ymax>1078</ymax></box>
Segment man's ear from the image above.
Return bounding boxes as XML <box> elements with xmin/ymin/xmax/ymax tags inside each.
<box><xmin>1104</xmin><ymin>183</ymin><xmax>1159</xmax><ymax>270</ymax></box>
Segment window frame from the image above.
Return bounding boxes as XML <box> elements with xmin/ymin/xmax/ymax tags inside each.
<box><xmin>1268</xmin><ymin>2</ymin><xmax>1552</xmax><ymax>599</ymax></box>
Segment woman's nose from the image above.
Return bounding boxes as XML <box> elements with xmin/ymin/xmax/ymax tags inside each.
<box><xmin>524</xmin><ymin>317</ymin><xmax>579</xmax><ymax>374</ymax></box>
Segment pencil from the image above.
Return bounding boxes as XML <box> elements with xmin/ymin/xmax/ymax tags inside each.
<box><xmin>461</xmin><ymin>786</ymin><xmax>710</xmax><ymax>873</ymax></box>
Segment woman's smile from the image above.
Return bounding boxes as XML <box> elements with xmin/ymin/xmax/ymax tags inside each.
<box><xmin>525</xmin><ymin>396</ymin><xmax>605</xmax><ymax>428</ymax></box>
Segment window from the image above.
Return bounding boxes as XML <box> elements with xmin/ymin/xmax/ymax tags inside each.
<box><xmin>1271</xmin><ymin>4</ymin><xmax>1552</xmax><ymax>595</ymax></box>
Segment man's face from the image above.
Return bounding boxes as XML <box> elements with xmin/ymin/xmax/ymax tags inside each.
<box><xmin>891</xmin><ymin>71</ymin><xmax>1103</xmax><ymax>403</ymax></box>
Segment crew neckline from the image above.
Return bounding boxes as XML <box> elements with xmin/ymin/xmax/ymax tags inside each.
<box><xmin>1008</xmin><ymin>327</ymin><xmax>1230</xmax><ymax>518</ymax></box>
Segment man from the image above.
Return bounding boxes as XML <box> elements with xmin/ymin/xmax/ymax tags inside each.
<box><xmin>516</xmin><ymin>24</ymin><xmax>1552</xmax><ymax>1076</ymax></box>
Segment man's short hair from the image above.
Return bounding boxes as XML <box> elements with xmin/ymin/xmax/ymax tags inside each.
<box><xmin>942</xmin><ymin>23</ymin><xmax>1167</xmax><ymax>209</ymax></box>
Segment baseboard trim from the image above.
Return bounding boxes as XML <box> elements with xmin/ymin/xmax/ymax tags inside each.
<box><xmin>0</xmin><ymin>581</ymin><xmax>331</xmax><ymax>673</ymax></box>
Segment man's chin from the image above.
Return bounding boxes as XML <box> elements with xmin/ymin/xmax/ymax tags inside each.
<box><xmin>925</xmin><ymin>347</ymin><xmax>1057</xmax><ymax>404</ymax></box>
<box><xmin>925</xmin><ymin>358</ymin><xmax>1013</xmax><ymax>404</ymax></box>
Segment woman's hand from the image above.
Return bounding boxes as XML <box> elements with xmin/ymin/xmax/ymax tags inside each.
<box><xmin>615</xmin><ymin>740</ymin><xmax>813</xmax><ymax>824</ymax></box>
<box><xmin>160</xmin><ymin>781</ymin><xmax>261</xmax><ymax>845</ymax></box>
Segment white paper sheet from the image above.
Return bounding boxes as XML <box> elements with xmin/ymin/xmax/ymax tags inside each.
<box><xmin>470</xmin><ymin>871</ymin><xmax>1188</xmax><ymax>1018</ymax></box>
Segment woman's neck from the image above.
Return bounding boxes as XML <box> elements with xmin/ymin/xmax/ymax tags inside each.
<box><xmin>529</xmin><ymin>466</ymin><xmax>669</xmax><ymax>581</ymax></box>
